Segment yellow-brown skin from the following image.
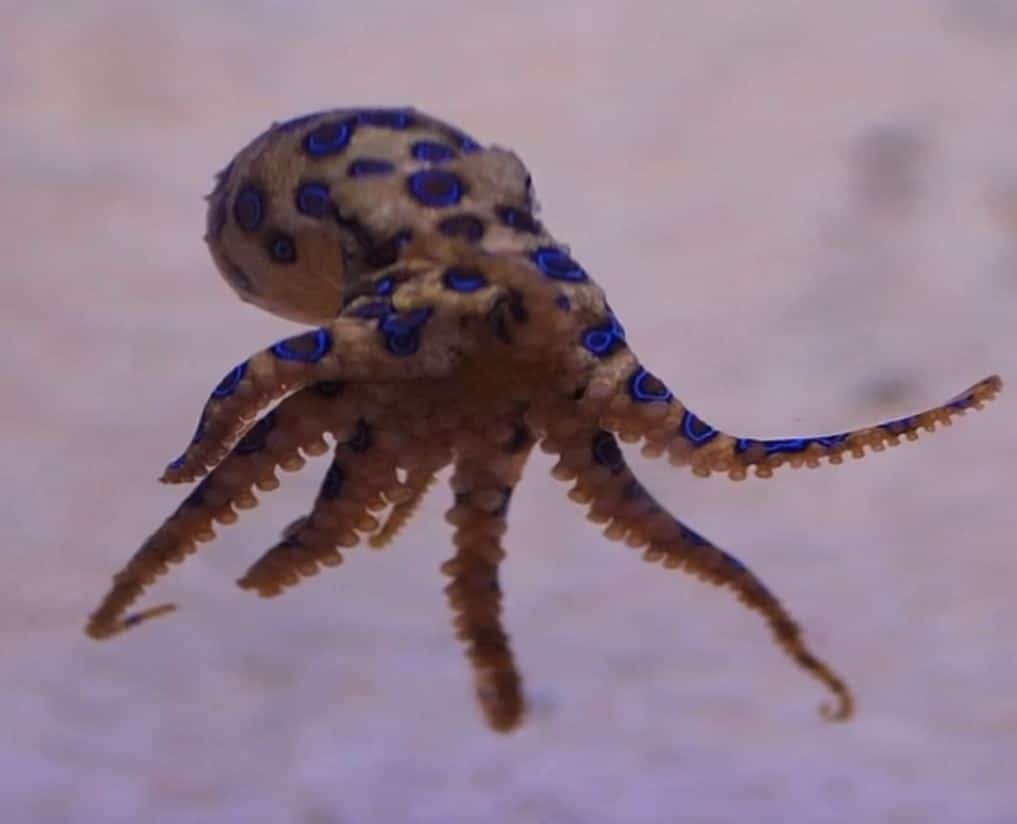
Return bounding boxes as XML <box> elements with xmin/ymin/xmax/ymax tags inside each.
<box><xmin>85</xmin><ymin>107</ymin><xmax>1002</xmax><ymax>732</ymax></box>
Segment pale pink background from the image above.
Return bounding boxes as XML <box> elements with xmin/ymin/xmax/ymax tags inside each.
<box><xmin>3</xmin><ymin>3</ymin><xmax>1016</xmax><ymax>822</ymax></box>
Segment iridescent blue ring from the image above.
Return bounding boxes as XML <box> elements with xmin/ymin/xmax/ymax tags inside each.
<box><xmin>532</xmin><ymin>247</ymin><xmax>587</xmax><ymax>282</ymax></box>
<box><xmin>270</xmin><ymin>328</ymin><xmax>332</xmax><ymax>363</ymax></box>
<box><xmin>211</xmin><ymin>362</ymin><xmax>247</xmax><ymax>399</ymax></box>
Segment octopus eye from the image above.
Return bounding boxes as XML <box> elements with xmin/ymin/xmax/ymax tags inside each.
<box><xmin>304</xmin><ymin>120</ymin><xmax>353</xmax><ymax>157</ymax></box>
<box><xmin>531</xmin><ymin>247</ymin><xmax>588</xmax><ymax>282</ymax></box>
<box><xmin>406</xmin><ymin>170</ymin><xmax>464</xmax><ymax>208</ymax></box>
<box><xmin>233</xmin><ymin>187</ymin><xmax>264</xmax><ymax>231</ymax></box>
<box><xmin>268</xmin><ymin>234</ymin><xmax>297</xmax><ymax>263</ymax></box>
<box><xmin>347</xmin><ymin>158</ymin><xmax>395</xmax><ymax>177</ymax></box>
<box><xmin>411</xmin><ymin>141</ymin><xmax>456</xmax><ymax>163</ymax></box>
<box><xmin>296</xmin><ymin>182</ymin><xmax>331</xmax><ymax>217</ymax></box>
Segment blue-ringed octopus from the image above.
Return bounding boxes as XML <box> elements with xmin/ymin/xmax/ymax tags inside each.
<box><xmin>85</xmin><ymin>107</ymin><xmax>1002</xmax><ymax>732</ymax></box>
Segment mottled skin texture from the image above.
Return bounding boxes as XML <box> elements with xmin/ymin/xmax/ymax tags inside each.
<box><xmin>85</xmin><ymin>107</ymin><xmax>1002</xmax><ymax>732</ymax></box>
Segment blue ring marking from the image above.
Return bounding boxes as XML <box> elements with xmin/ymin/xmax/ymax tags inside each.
<box><xmin>411</xmin><ymin>140</ymin><xmax>456</xmax><ymax>163</ymax></box>
<box><xmin>270</xmin><ymin>327</ymin><xmax>332</xmax><ymax>363</ymax></box>
<box><xmin>181</xmin><ymin>477</ymin><xmax>212</xmax><ymax>509</ymax></box>
<box><xmin>374</xmin><ymin>276</ymin><xmax>395</xmax><ymax>296</ymax></box>
<box><xmin>451</xmin><ymin>130</ymin><xmax>481</xmax><ymax>153</ymax></box>
<box><xmin>443</xmin><ymin>267</ymin><xmax>488</xmax><ymax>293</ymax></box>
<box><xmin>356</xmin><ymin>108</ymin><xmax>415</xmax><ymax>129</ymax></box>
<box><xmin>678</xmin><ymin>523</ymin><xmax>708</xmax><ymax>548</ymax></box>
<box><xmin>211</xmin><ymin>362</ymin><xmax>247</xmax><ymax>399</ymax></box>
<box><xmin>680</xmin><ymin>411</ymin><xmax>718</xmax><ymax>445</ymax></box>
<box><xmin>233</xmin><ymin>187</ymin><xmax>264</xmax><ymax>231</ymax></box>
<box><xmin>235</xmin><ymin>410</ymin><xmax>277</xmax><ymax>455</ymax></box>
<box><xmin>350</xmin><ymin>300</ymin><xmax>393</xmax><ymax>319</ymax></box>
<box><xmin>948</xmin><ymin>393</ymin><xmax>975</xmax><ymax>412</ymax></box>
<box><xmin>495</xmin><ymin>205</ymin><xmax>540</xmax><ymax>234</ymax></box>
<box><xmin>881</xmin><ymin>415</ymin><xmax>917</xmax><ymax>435</ymax></box>
<box><xmin>348</xmin><ymin>158</ymin><xmax>396</xmax><ymax>177</ymax></box>
<box><xmin>581</xmin><ymin>313</ymin><xmax>626</xmax><ymax>357</ymax></box>
<box><xmin>304</xmin><ymin>119</ymin><xmax>353</xmax><ymax>157</ymax></box>
<box><xmin>628</xmin><ymin>367</ymin><xmax>673</xmax><ymax>403</ymax></box>
<box><xmin>380</xmin><ymin>307</ymin><xmax>431</xmax><ymax>356</ymax></box>
<box><xmin>319</xmin><ymin>462</ymin><xmax>345</xmax><ymax>501</ymax></box>
<box><xmin>190</xmin><ymin>411</ymin><xmax>208</xmax><ymax>445</ymax></box>
<box><xmin>406</xmin><ymin>169</ymin><xmax>463</xmax><ymax>207</ymax></box>
<box><xmin>296</xmin><ymin>182</ymin><xmax>331</xmax><ymax>217</ymax></box>
<box><xmin>555</xmin><ymin>294</ymin><xmax>572</xmax><ymax>311</ymax></box>
<box><xmin>532</xmin><ymin>247</ymin><xmax>588</xmax><ymax>282</ymax></box>
<box><xmin>166</xmin><ymin>454</ymin><xmax>186</xmax><ymax>472</ymax></box>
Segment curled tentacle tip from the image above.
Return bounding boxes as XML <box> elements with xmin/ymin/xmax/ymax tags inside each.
<box><xmin>819</xmin><ymin>694</ymin><xmax>854</xmax><ymax>722</ymax></box>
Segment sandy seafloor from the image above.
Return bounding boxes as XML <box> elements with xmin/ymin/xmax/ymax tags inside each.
<box><xmin>3</xmin><ymin>3</ymin><xmax>1017</xmax><ymax>822</ymax></box>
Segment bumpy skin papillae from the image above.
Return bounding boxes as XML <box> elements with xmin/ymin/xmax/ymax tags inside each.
<box><xmin>544</xmin><ymin>421</ymin><xmax>853</xmax><ymax>719</ymax></box>
<box><xmin>87</xmin><ymin>106</ymin><xmax>1000</xmax><ymax>731</ymax></box>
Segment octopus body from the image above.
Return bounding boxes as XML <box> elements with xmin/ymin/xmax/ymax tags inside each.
<box><xmin>86</xmin><ymin>107</ymin><xmax>1002</xmax><ymax>732</ymax></box>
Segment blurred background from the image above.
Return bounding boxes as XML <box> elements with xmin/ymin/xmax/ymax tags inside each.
<box><xmin>3</xmin><ymin>2</ymin><xmax>1016</xmax><ymax>821</ymax></box>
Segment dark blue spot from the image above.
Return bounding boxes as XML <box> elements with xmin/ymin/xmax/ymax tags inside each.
<box><xmin>680</xmin><ymin>411</ymin><xmax>718</xmax><ymax>446</ymax></box>
<box><xmin>448</xmin><ymin>130</ymin><xmax>481</xmax><ymax>153</ymax></box>
<box><xmin>319</xmin><ymin>462</ymin><xmax>345</xmax><ymax>500</ymax></box>
<box><xmin>181</xmin><ymin>477</ymin><xmax>212</xmax><ymax>509</ymax></box>
<box><xmin>555</xmin><ymin>294</ymin><xmax>572</xmax><ymax>311</ymax></box>
<box><xmin>581</xmin><ymin>313</ymin><xmax>626</xmax><ymax>357</ymax></box>
<box><xmin>268</xmin><ymin>234</ymin><xmax>297</xmax><ymax>263</ymax></box>
<box><xmin>407</xmin><ymin>170</ymin><xmax>463</xmax><ymax>207</ymax></box>
<box><xmin>443</xmin><ymin>267</ymin><xmax>488</xmax><ymax>293</ymax></box>
<box><xmin>719</xmin><ymin>550</ymin><xmax>748</xmax><ymax>575</ymax></box>
<box><xmin>211</xmin><ymin>363</ymin><xmax>247</xmax><ymax>399</ymax></box>
<box><xmin>166</xmin><ymin>454</ymin><xmax>186</xmax><ymax>472</ymax></box>
<box><xmin>233</xmin><ymin>187</ymin><xmax>264</xmax><ymax>231</ymax></box>
<box><xmin>304</xmin><ymin>119</ymin><xmax>353</xmax><ymax>156</ymax></box>
<box><xmin>679</xmin><ymin>524</ymin><xmax>708</xmax><ymax>547</ymax></box>
<box><xmin>348</xmin><ymin>158</ymin><xmax>395</xmax><ymax>177</ymax></box>
<box><xmin>881</xmin><ymin>416</ymin><xmax>917</xmax><ymax>436</ymax></box>
<box><xmin>190</xmin><ymin>411</ymin><xmax>208</xmax><ymax>445</ymax></box>
<box><xmin>496</xmin><ymin>205</ymin><xmax>540</xmax><ymax>234</ymax></box>
<box><xmin>351</xmin><ymin>300</ymin><xmax>392</xmax><ymax>319</ymax></box>
<box><xmin>270</xmin><ymin>328</ymin><xmax>332</xmax><ymax>363</ymax></box>
<box><xmin>411</xmin><ymin>140</ymin><xmax>456</xmax><ymax>163</ymax></box>
<box><xmin>380</xmin><ymin>307</ymin><xmax>431</xmax><ymax>356</ymax></box>
<box><xmin>374</xmin><ymin>276</ymin><xmax>395</xmax><ymax>296</ymax></box>
<box><xmin>296</xmin><ymin>182</ymin><xmax>331</xmax><ymax>217</ymax></box>
<box><xmin>948</xmin><ymin>394</ymin><xmax>975</xmax><ymax>412</ymax></box>
<box><xmin>235</xmin><ymin>411</ymin><xmax>277</xmax><ymax>455</ymax></box>
<box><xmin>532</xmin><ymin>247</ymin><xmax>587</xmax><ymax>282</ymax></box>
<box><xmin>628</xmin><ymin>368</ymin><xmax>673</xmax><ymax>403</ymax></box>
<box><xmin>356</xmin><ymin>108</ymin><xmax>415</xmax><ymax>129</ymax></box>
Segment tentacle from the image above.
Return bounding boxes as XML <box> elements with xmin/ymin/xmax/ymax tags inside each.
<box><xmin>567</xmin><ymin>344</ymin><xmax>1001</xmax><ymax>480</ymax></box>
<box><xmin>442</xmin><ymin>421</ymin><xmax>535</xmax><ymax>732</ymax></box>
<box><xmin>369</xmin><ymin>463</ymin><xmax>442</xmax><ymax>549</ymax></box>
<box><xmin>543</xmin><ymin>421</ymin><xmax>854</xmax><ymax>721</ymax></box>
<box><xmin>85</xmin><ymin>382</ymin><xmax>360</xmax><ymax>639</ymax></box>
<box><xmin>236</xmin><ymin>420</ymin><xmax>453</xmax><ymax>597</ymax></box>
